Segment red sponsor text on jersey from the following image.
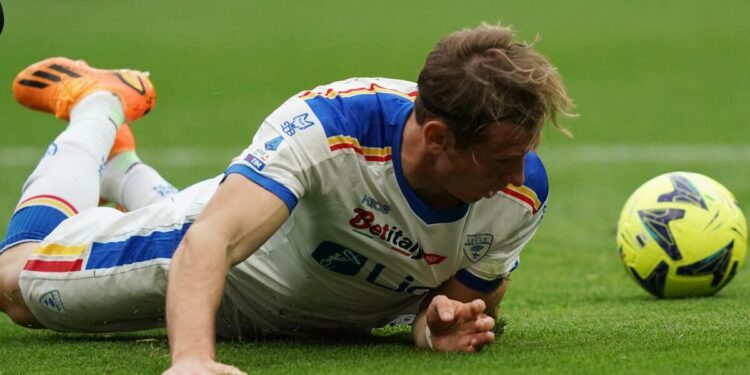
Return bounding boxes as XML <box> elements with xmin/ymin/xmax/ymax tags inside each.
<box><xmin>348</xmin><ymin>208</ymin><xmax>446</xmax><ymax>265</ymax></box>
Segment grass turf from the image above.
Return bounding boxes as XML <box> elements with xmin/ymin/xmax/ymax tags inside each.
<box><xmin>1</xmin><ymin>0</ymin><xmax>750</xmax><ymax>373</ymax></box>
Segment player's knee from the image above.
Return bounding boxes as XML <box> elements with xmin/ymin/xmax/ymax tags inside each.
<box><xmin>0</xmin><ymin>244</ymin><xmax>32</xmax><ymax>285</ymax></box>
<box><xmin>0</xmin><ymin>243</ymin><xmax>43</xmax><ymax>328</ymax></box>
<box><xmin>3</xmin><ymin>305</ymin><xmax>43</xmax><ymax>328</ymax></box>
<box><xmin>0</xmin><ymin>277</ymin><xmax>41</xmax><ymax>328</ymax></box>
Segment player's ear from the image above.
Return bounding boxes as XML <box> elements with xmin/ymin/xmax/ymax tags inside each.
<box><xmin>423</xmin><ymin>119</ymin><xmax>454</xmax><ymax>154</ymax></box>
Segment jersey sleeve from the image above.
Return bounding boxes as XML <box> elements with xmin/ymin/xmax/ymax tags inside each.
<box><xmin>455</xmin><ymin>151</ymin><xmax>549</xmax><ymax>292</ymax></box>
<box><xmin>456</xmin><ymin>202</ymin><xmax>546</xmax><ymax>292</ymax></box>
<box><xmin>225</xmin><ymin>96</ymin><xmax>328</xmax><ymax>211</ymax></box>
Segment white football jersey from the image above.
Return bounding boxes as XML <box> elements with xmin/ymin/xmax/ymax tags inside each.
<box><xmin>222</xmin><ymin>78</ymin><xmax>548</xmax><ymax>335</ymax></box>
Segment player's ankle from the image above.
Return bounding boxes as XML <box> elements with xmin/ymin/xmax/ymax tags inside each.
<box><xmin>111</xmin><ymin>151</ymin><xmax>141</xmax><ymax>172</ymax></box>
<box><xmin>69</xmin><ymin>90</ymin><xmax>125</xmax><ymax>126</ymax></box>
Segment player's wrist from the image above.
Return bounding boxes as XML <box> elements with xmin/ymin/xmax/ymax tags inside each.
<box><xmin>424</xmin><ymin>324</ymin><xmax>435</xmax><ymax>351</ymax></box>
<box><xmin>169</xmin><ymin>337</ymin><xmax>216</xmax><ymax>363</ymax></box>
<box><xmin>170</xmin><ymin>351</ymin><xmax>215</xmax><ymax>366</ymax></box>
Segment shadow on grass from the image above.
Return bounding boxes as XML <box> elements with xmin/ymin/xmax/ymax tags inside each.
<box><xmin>3</xmin><ymin>318</ymin><xmax>507</xmax><ymax>350</ymax></box>
<box><xmin>11</xmin><ymin>326</ymin><xmax>407</xmax><ymax>347</ymax></box>
<box><xmin>11</xmin><ymin>318</ymin><xmax>507</xmax><ymax>349</ymax></box>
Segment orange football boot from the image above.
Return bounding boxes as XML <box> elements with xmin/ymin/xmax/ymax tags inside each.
<box><xmin>108</xmin><ymin>123</ymin><xmax>136</xmax><ymax>160</ymax></box>
<box><xmin>13</xmin><ymin>57</ymin><xmax>155</xmax><ymax>122</ymax></box>
<box><xmin>99</xmin><ymin>123</ymin><xmax>137</xmax><ymax>211</ymax></box>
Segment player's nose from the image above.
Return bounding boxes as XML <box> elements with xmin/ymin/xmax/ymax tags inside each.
<box><xmin>505</xmin><ymin>158</ymin><xmax>525</xmax><ymax>187</ymax></box>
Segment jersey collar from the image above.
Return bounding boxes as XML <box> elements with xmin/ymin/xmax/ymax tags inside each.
<box><xmin>390</xmin><ymin>102</ymin><xmax>470</xmax><ymax>225</ymax></box>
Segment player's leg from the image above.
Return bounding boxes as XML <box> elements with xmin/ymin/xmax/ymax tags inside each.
<box><xmin>0</xmin><ymin>57</ymin><xmax>155</xmax><ymax>327</ymax></box>
<box><xmin>101</xmin><ymin>124</ymin><xmax>179</xmax><ymax>211</ymax></box>
<box><xmin>18</xmin><ymin>202</ymin><xmax>185</xmax><ymax>333</ymax></box>
<box><xmin>0</xmin><ymin>91</ymin><xmax>125</xmax><ymax>327</ymax></box>
<box><xmin>0</xmin><ymin>243</ymin><xmax>40</xmax><ymax>327</ymax></box>
<box><xmin>18</xmin><ymin>176</ymin><xmax>223</xmax><ymax>333</ymax></box>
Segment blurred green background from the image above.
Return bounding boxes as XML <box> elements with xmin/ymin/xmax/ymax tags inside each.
<box><xmin>2</xmin><ymin>0</ymin><xmax>749</xmax><ymax>205</ymax></box>
<box><xmin>1</xmin><ymin>1</ymin><xmax>749</xmax><ymax>374</ymax></box>
<box><xmin>3</xmin><ymin>1</ymin><xmax>750</xmax><ymax>146</ymax></box>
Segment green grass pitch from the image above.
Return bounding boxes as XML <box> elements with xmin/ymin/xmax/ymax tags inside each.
<box><xmin>1</xmin><ymin>0</ymin><xmax>750</xmax><ymax>373</ymax></box>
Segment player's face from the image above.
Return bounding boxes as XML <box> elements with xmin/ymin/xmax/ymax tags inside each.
<box><xmin>435</xmin><ymin>122</ymin><xmax>539</xmax><ymax>204</ymax></box>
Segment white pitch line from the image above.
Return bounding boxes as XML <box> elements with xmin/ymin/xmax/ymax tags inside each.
<box><xmin>540</xmin><ymin>144</ymin><xmax>750</xmax><ymax>163</ymax></box>
<box><xmin>2</xmin><ymin>144</ymin><xmax>750</xmax><ymax>168</ymax></box>
<box><xmin>0</xmin><ymin>146</ymin><xmax>238</xmax><ymax>168</ymax></box>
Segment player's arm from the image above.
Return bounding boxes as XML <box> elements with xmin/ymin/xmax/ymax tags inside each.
<box><xmin>164</xmin><ymin>174</ymin><xmax>289</xmax><ymax>374</ymax></box>
<box><xmin>411</xmin><ymin>276</ymin><xmax>509</xmax><ymax>352</ymax></box>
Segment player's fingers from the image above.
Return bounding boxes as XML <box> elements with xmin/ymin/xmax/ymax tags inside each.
<box><xmin>474</xmin><ymin>315</ymin><xmax>495</xmax><ymax>332</ymax></box>
<box><xmin>469</xmin><ymin>331</ymin><xmax>495</xmax><ymax>352</ymax></box>
<box><xmin>469</xmin><ymin>299</ymin><xmax>486</xmax><ymax>315</ymax></box>
<box><xmin>431</xmin><ymin>295</ymin><xmax>456</xmax><ymax>322</ymax></box>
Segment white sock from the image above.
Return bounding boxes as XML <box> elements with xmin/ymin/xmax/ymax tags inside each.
<box><xmin>18</xmin><ymin>91</ymin><xmax>124</xmax><ymax>213</ymax></box>
<box><xmin>101</xmin><ymin>151</ymin><xmax>179</xmax><ymax>211</ymax></box>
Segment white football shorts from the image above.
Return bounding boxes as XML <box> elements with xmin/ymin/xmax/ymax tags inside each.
<box><xmin>17</xmin><ymin>177</ymin><xmax>238</xmax><ymax>334</ymax></box>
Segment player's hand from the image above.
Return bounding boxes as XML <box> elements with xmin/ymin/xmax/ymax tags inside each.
<box><xmin>162</xmin><ymin>358</ymin><xmax>247</xmax><ymax>375</ymax></box>
<box><xmin>426</xmin><ymin>295</ymin><xmax>495</xmax><ymax>352</ymax></box>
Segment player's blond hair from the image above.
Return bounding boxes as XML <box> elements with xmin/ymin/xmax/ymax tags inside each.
<box><xmin>415</xmin><ymin>23</ymin><xmax>575</xmax><ymax>147</ymax></box>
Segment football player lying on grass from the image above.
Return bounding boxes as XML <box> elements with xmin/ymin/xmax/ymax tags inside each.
<box><xmin>0</xmin><ymin>23</ymin><xmax>573</xmax><ymax>374</ymax></box>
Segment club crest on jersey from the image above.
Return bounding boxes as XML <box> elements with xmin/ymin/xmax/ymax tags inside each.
<box><xmin>281</xmin><ymin>113</ymin><xmax>315</xmax><ymax>136</ymax></box>
<box><xmin>264</xmin><ymin>136</ymin><xmax>284</xmax><ymax>151</ymax></box>
<box><xmin>348</xmin><ymin>208</ymin><xmax>446</xmax><ymax>265</ymax></box>
<box><xmin>463</xmin><ymin>234</ymin><xmax>493</xmax><ymax>262</ymax></box>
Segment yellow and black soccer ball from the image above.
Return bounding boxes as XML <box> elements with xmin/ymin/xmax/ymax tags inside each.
<box><xmin>617</xmin><ymin>172</ymin><xmax>747</xmax><ymax>298</ymax></box>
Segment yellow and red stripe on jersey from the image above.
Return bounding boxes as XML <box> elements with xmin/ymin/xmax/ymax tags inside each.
<box><xmin>24</xmin><ymin>243</ymin><xmax>87</xmax><ymax>273</ymax></box>
<box><xmin>32</xmin><ymin>243</ymin><xmax>87</xmax><ymax>256</ymax></box>
<box><xmin>14</xmin><ymin>194</ymin><xmax>78</xmax><ymax>217</ymax></box>
<box><xmin>327</xmin><ymin>135</ymin><xmax>392</xmax><ymax>162</ymax></box>
<box><xmin>299</xmin><ymin>83</ymin><xmax>417</xmax><ymax>101</ymax></box>
<box><xmin>500</xmin><ymin>185</ymin><xmax>543</xmax><ymax>214</ymax></box>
